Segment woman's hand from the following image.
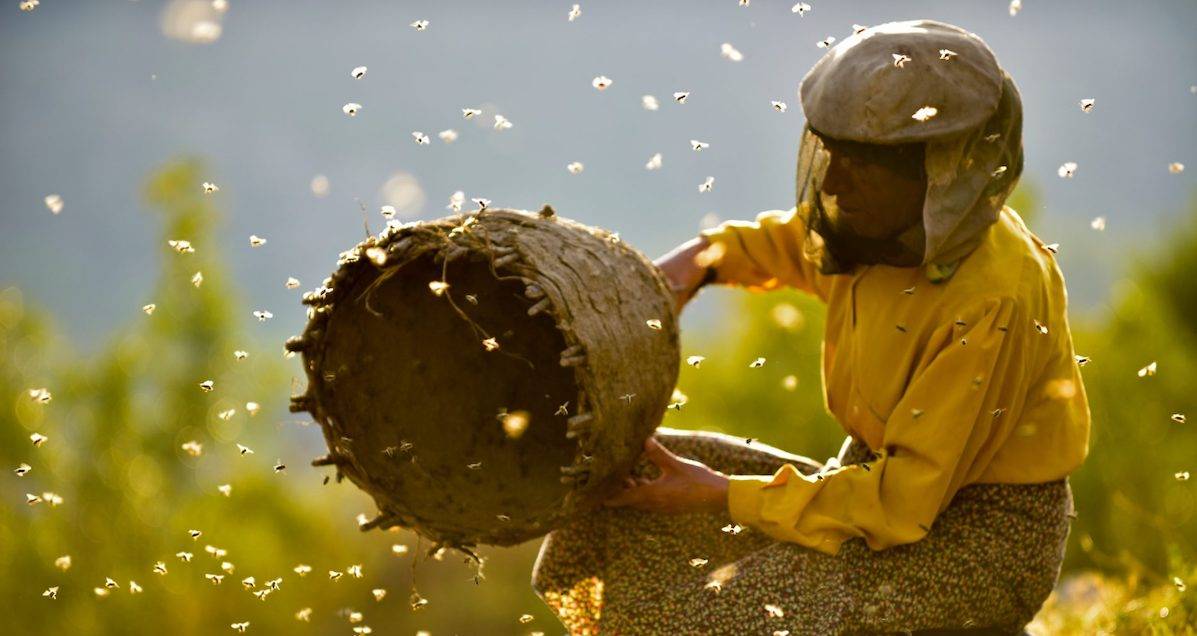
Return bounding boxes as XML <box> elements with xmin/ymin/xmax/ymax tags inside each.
<box><xmin>603</xmin><ymin>437</ymin><xmax>730</xmax><ymax>514</ymax></box>
<box><xmin>653</xmin><ymin>236</ymin><xmax>715</xmax><ymax>313</ymax></box>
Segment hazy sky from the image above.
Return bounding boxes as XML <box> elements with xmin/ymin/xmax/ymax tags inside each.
<box><xmin>1</xmin><ymin>0</ymin><xmax>1194</xmax><ymax>351</ymax></box>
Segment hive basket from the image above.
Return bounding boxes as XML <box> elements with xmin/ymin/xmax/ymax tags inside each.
<box><xmin>287</xmin><ymin>205</ymin><xmax>680</xmax><ymax>550</ymax></box>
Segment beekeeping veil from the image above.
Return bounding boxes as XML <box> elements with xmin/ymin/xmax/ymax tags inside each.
<box><xmin>796</xmin><ymin>20</ymin><xmax>1023</xmax><ymax>281</ymax></box>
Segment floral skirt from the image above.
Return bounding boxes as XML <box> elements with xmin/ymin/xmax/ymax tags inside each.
<box><xmin>531</xmin><ymin>428</ymin><xmax>1074</xmax><ymax>635</ymax></box>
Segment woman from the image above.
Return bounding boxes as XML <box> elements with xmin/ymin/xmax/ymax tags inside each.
<box><xmin>532</xmin><ymin>20</ymin><xmax>1090</xmax><ymax>635</ymax></box>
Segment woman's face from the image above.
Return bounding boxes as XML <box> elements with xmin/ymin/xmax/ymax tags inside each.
<box><xmin>817</xmin><ymin>134</ymin><xmax>927</xmax><ymax>239</ymax></box>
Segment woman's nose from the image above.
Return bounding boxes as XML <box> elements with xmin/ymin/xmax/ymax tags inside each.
<box><xmin>821</xmin><ymin>160</ymin><xmax>850</xmax><ymax>196</ymax></box>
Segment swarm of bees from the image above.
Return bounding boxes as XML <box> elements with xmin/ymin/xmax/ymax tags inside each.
<box><xmin>14</xmin><ymin>3</ymin><xmax>1193</xmax><ymax>634</ymax></box>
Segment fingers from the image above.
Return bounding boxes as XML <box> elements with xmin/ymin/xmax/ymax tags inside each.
<box><xmin>608</xmin><ymin>442</ymin><xmax>678</xmax><ymax>509</ymax></box>
<box><xmin>606</xmin><ymin>473</ymin><xmax>660</xmax><ymax>508</ymax></box>
<box><xmin>604</xmin><ymin>484</ymin><xmax>644</xmax><ymax>508</ymax></box>
<box><xmin>643</xmin><ymin>437</ymin><xmax>678</xmax><ymax>471</ymax></box>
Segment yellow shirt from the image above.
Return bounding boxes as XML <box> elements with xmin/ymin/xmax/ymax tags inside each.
<box><xmin>698</xmin><ymin>205</ymin><xmax>1090</xmax><ymax>555</ymax></box>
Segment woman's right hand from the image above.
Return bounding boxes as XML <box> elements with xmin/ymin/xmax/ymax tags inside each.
<box><xmin>653</xmin><ymin>236</ymin><xmax>715</xmax><ymax>314</ymax></box>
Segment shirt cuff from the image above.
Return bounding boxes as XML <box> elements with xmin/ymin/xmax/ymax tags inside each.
<box><xmin>699</xmin><ymin>221</ymin><xmax>766</xmax><ymax>286</ymax></box>
<box><xmin>727</xmin><ymin>474</ymin><xmax>775</xmax><ymax>529</ymax></box>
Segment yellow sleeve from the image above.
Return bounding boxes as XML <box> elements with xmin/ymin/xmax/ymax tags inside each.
<box><xmin>727</xmin><ymin>296</ymin><xmax>1032</xmax><ymax>554</ymax></box>
<box><xmin>698</xmin><ymin>207</ymin><xmax>825</xmax><ymax>299</ymax></box>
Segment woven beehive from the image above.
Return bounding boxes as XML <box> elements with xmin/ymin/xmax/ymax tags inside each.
<box><xmin>287</xmin><ymin>206</ymin><xmax>680</xmax><ymax>548</ymax></box>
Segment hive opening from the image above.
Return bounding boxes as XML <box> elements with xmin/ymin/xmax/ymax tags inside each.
<box><xmin>315</xmin><ymin>249</ymin><xmax>581</xmax><ymax>540</ymax></box>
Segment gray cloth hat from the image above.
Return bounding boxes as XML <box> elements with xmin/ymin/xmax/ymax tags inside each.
<box><xmin>801</xmin><ymin>20</ymin><xmax>1004</xmax><ymax>144</ymax></box>
<box><xmin>794</xmin><ymin>20</ymin><xmax>1023</xmax><ymax>280</ymax></box>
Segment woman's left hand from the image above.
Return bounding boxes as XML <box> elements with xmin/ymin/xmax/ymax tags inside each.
<box><xmin>603</xmin><ymin>437</ymin><xmax>730</xmax><ymax>514</ymax></box>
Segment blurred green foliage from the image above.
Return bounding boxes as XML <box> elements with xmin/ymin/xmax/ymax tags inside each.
<box><xmin>1</xmin><ymin>165</ymin><xmax>1194</xmax><ymax>632</ymax></box>
<box><xmin>0</xmin><ymin>160</ymin><xmax>560</xmax><ymax>634</ymax></box>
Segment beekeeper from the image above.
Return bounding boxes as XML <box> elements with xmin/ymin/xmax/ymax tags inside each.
<box><xmin>533</xmin><ymin>19</ymin><xmax>1090</xmax><ymax>635</ymax></box>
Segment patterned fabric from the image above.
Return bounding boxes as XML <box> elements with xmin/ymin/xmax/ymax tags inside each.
<box><xmin>532</xmin><ymin>429</ymin><xmax>1073</xmax><ymax>635</ymax></box>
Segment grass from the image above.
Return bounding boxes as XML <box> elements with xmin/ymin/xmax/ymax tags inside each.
<box><xmin>1030</xmin><ymin>569</ymin><xmax>1195</xmax><ymax>634</ymax></box>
